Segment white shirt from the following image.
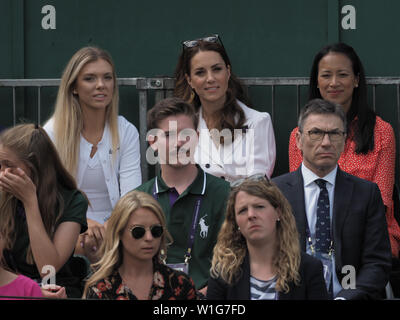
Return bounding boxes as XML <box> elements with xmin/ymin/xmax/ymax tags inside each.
<box><xmin>301</xmin><ymin>163</ymin><xmax>336</xmax><ymax>236</ymax></box>
<box><xmin>44</xmin><ymin>115</ymin><xmax>142</xmax><ymax>221</ymax></box>
<box><xmin>194</xmin><ymin>100</ymin><xmax>276</xmax><ymax>183</ymax></box>
<box><xmin>80</xmin><ymin>150</ymin><xmax>113</xmax><ymax>224</ymax></box>
<box><xmin>301</xmin><ymin>163</ymin><xmax>342</xmax><ymax>297</ymax></box>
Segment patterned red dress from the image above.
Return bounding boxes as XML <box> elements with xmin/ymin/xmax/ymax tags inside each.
<box><xmin>288</xmin><ymin>116</ymin><xmax>400</xmax><ymax>257</ymax></box>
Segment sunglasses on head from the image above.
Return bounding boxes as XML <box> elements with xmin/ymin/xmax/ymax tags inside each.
<box><xmin>128</xmin><ymin>224</ymin><xmax>163</xmax><ymax>239</ymax></box>
<box><xmin>182</xmin><ymin>34</ymin><xmax>224</xmax><ymax>49</ymax></box>
<box><xmin>230</xmin><ymin>174</ymin><xmax>271</xmax><ymax>188</ymax></box>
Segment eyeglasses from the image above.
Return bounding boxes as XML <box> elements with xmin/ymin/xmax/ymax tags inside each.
<box><xmin>182</xmin><ymin>34</ymin><xmax>224</xmax><ymax>48</ymax></box>
<box><xmin>231</xmin><ymin>174</ymin><xmax>270</xmax><ymax>188</ymax></box>
<box><xmin>128</xmin><ymin>224</ymin><xmax>163</xmax><ymax>239</ymax></box>
<box><xmin>302</xmin><ymin>129</ymin><xmax>346</xmax><ymax>142</ymax></box>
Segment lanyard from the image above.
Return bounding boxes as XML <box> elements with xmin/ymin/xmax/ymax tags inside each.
<box><xmin>152</xmin><ymin>179</ymin><xmax>204</xmax><ymax>263</ymax></box>
<box><xmin>184</xmin><ymin>196</ymin><xmax>203</xmax><ymax>263</ymax></box>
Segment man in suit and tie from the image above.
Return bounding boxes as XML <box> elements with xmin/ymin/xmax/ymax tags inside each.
<box><xmin>273</xmin><ymin>98</ymin><xmax>391</xmax><ymax>299</ymax></box>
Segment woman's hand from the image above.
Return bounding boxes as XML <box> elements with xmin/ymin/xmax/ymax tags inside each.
<box><xmin>0</xmin><ymin>167</ymin><xmax>37</xmax><ymax>207</ymax></box>
<box><xmin>86</xmin><ymin>218</ymin><xmax>106</xmax><ymax>243</ymax></box>
<box><xmin>82</xmin><ymin>235</ymin><xmax>102</xmax><ymax>263</ymax></box>
<box><xmin>76</xmin><ymin>218</ymin><xmax>106</xmax><ymax>263</ymax></box>
<box><xmin>41</xmin><ymin>284</ymin><xmax>67</xmax><ymax>299</ymax></box>
<box><xmin>198</xmin><ymin>286</ymin><xmax>208</xmax><ymax>297</ymax></box>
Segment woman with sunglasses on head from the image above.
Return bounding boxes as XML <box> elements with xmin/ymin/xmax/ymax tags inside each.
<box><xmin>174</xmin><ymin>35</ymin><xmax>276</xmax><ymax>183</ymax></box>
<box><xmin>44</xmin><ymin>47</ymin><xmax>142</xmax><ymax>263</ymax></box>
<box><xmin>207</xmin><ymin>176</ymin><xmax>328</xmax><ymax>300</ymax></box>
<box><xmin>0</xmin><ymin>124</ymin><xmax>88</xmax><ymax>298</ymax></box>
<box><xmin>288</xmin><ymin>43</ymin><xmax>400</xmax><ymax>258</ymax></box>
<box><xmin>83</xmin><ymin>190</ymin><xmax>197</xmax><ymax>300</ymax></box>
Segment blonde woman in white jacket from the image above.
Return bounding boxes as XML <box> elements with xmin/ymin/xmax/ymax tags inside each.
<box><xmin>44</xmin><ymin>47</ymin><xmax>141</xmax><ymax>262</ymax></box>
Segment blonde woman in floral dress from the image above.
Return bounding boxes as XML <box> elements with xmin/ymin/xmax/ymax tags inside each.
<box><xmin>83</xmin><ymin>191</ymin><xmax>197</xmax><ymax>300</ymax></box>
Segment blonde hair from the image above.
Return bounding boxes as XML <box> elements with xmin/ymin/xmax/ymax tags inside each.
<box><xmin>48</xmin><ymin>46</ymin><xmax>119</xmax><ymax>176</ymax></box>
<box><xmin>0</xmin><ymin>124</ymin><xmax>77</xmax><ymax>264</ymax></box>
<box><xmin>210</xmin><ymin>180</ymin><xmax>301</xmax><ymax>293</ymax></box>
<box><xmin>82</xmin><ymin>191</ymin><xmax>173</xmax><ymax>298</ymax></box>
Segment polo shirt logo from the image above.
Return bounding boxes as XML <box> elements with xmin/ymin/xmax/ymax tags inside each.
<box><xmin>199</xmin><ymin>214</ymin><xmax>209</xmax><ymax>239</ymax></box>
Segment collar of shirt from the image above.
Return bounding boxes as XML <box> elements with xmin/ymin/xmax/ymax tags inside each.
<box><xmin>301</xmin><ymin>163</ymin><xmax>337</xmax><ymax>188</ymax></box>
<box><xmin>80</xmin><ymin>120</ymin><xmax>109</xmax><ymax>149</ymax></box>
<box><xmin>154</xmin><ymin>165</ymin><xmax>207</xmax><ymax>198</ymax></box>
<box><xmin>198</xmin><ymin>99</ymin><xmax>246</xmax><ymax>129</ymax></box>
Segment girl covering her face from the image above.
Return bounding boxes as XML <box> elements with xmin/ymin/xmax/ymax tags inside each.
<box><xmin>0</xmin><ymin>124</ymin><xmax>88</xmax><ymax>298</ymax></box>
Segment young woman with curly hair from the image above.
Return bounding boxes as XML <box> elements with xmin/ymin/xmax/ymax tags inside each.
<box><xmin>207</xmin><ymin>176</ymin><xmax>328</xmax><ymax>300</ymax></box>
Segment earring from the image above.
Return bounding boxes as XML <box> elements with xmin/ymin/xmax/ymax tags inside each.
<box><xmin>189</xmin><ymin>88</ymin><xmax>196</xmax><ymax>102</ymax></box>
<box><xmin>159</xmin><ymin>249</ymin><xmax>167</xmax><ymax>264</ymax></box>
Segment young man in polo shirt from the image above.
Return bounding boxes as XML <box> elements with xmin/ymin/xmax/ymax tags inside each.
<box><xmin>136</xmin><ymin>97</ymin><xmax>230</xmax><ymax>296</ymax></box>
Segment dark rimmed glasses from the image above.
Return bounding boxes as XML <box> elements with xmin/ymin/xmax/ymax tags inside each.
<box><xmin>129</xmin><ymin>224</ymin><xmax>163</xmax><ymax>239</ymax></box>
<box><xmin>300</xmin><ymin>129</ymin><xmax>346</xmax><ymax>142</ymax></box>
<box><xmin>182</xmin><ymin>34</ymin><xmax>224</xmax><ymax>49</ymax></box>
<box><xmin>231</xmin><ymin>173</ymin><xmax>271</xmax><ymax>188</ymax></box>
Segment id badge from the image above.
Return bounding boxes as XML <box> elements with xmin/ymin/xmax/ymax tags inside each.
<box><xmin>315</xmin><ymin>252</ymin><xmax>332</xmax><ymax>290</ymax></box>
<box><xmin>167</xmin><ymin>262</ymin><xmax>189</xmax><ymax>274</ymax></box>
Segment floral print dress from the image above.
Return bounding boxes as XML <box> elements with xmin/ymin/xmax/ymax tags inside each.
<box><xmin>86</xmin><ymin>261</ymin><xmax>197</xmax><ymax>300</ymax></box>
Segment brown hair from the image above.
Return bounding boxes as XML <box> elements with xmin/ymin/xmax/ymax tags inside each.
<box><xmin>147</xmin><ymin>97</ymin><xmax>198</xmax><ymax>131</ymax></box>
<box><xmin>173</xmin><ymin>40</ymin><xmax>250</xmax><ymax>134</ymax></box>
<box><xmin>210</xmin><ymin>179</ymin><xmax>301</xmax><ymax>293</ymax></box>
<box><xmin>0</xmin><ymin>124</ymin><xmax>78</xmax><ymax>264</ymax></box>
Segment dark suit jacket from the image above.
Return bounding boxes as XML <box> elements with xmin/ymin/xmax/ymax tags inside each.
<box><xmin>207</xmin><ymin>252</ymin><xmax>329</xmax><ymax>300</ymax></box>
<box><xmin>272</xmin><ymin>167</ymin><xmax>392</xmax><ymax>300</ymax></box>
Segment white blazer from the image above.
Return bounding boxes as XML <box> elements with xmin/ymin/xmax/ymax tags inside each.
<box><xmin>44</xmin><ymin>116</ymin><xmax>142</xmax><ymax>209</ymax></box>
<box><xmin>194</xmin><ymin>100</ymin><xmax>276</xmax><ymax>183</ymax></box>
